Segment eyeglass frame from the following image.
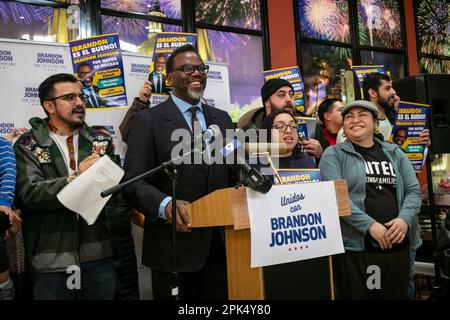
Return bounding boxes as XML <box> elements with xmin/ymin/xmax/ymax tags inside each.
<box><xmin>171</xmin><ymin>64</ymin><xmax>210</xmax><ymax>75</ymax></box>
<box><xmin>272</xmin><ymin>123</ymin><xmax>299</xmax><ymax>132</ymax></box>
<box><xmin>46</xmin><ymin>93</ymin><xmax>89</xmax><ymax>104</ymax></box>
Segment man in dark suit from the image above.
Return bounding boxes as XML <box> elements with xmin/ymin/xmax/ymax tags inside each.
<box><xmin>123</xmin><ymin>45</ymin><xmax>234</xmax><ymax>300</ymax></box>
<box><xmin>148</xmin><ymin>53</ymin><xmax>169</xmax><ymax>94</ymax></box>
<box><xmin>76</xmin><ymin>62</ymin><xmax>111</xmax><ymax>108</ymax></box>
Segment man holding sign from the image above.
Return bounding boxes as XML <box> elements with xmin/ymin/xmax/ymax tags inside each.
<box><xmin>362</xmin><ymin>73</ymin><xmax>430</xmax><ymax>146</ymax></box>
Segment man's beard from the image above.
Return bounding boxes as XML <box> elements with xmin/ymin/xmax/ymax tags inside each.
<box><xmin>81</xmin><ymin>78</ymin><xmax>92</xmax><ymax>87</ymax></box>
<box><xmin>60</xmin><ymin>110</ymin><xmax>85</xmax><ymax>130</ymax></box>
<box><xmin>377</xmin><ymin>95</ymin><xmax>393</xmax><ymax>111</ymax></box>
<box><xmin>270</xmin><ymin>102</ymin><xmax>293</xmax><ymax>114</ymax></box>
<box><xmin>187</xmin><ymin>87</ymin><xmax>205</xmax><ymax>101</ymax></box>
<box><xmin>377</xmin><ymin>95</ymin><xmax>396</xmax><ymax>123</ymax></box>
<box><xmin>68</xmin><ymin>120</ymin><xmax>83</xmax><ymax>129</ymax></box>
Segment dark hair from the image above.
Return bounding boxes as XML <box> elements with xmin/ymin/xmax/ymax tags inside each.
<box><xmin>260</xmin><ymin>110</ymin><xmax>304</xmax><ymax>158</ymax></box>
<box><xmin>76</xmin><ymin>62</ymin><xmax>93</xmax><ymax>73</ymax></box>
<box><xmin>317</xmin><ymin>98</ymin><xmax>342</xmax><ymax>123</ymax></box>
<box><xmin>154</xmin><ymin>53</ymin><xmax>166</xmax><ymax>62</ymax></box>
<box><xmin>166</xmin><ymin>44</ymin><xmax>200</xmax><ymax>73</ymax></box>
<box><xmin>38</xmin><ymin>73</ymin><xmax>79</xmax><ymax>106</ymax></box>
<box><xmin>362</xmin><ymin>72</ymin><xmax>391</xmax><ymax>102</ymax></box>
<box><xmin>393</xmin><ymin>126</ymin><xmax>407</xmax><ymax>137</ymax></box>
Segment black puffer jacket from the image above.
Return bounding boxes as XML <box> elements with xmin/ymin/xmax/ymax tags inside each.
<box><xmin>105</xmin><ymin>157</ymin><xmax>139</xmax><ymax>300</ymax></box>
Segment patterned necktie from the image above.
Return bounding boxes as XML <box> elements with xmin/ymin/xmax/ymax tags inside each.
<box><xmin>48</xmin><ymin>121</ymin><xmax>76</xmax><ymax>171</ymax></box>
<box><xmin>66</xmin><ymin>135</ymin><xmax>76</xmax><ymax>171</ymax></box>
<box><xmin>189</xmin><ymin>106</ymin><xmax>201</xmax><ymax>135</ymax></box>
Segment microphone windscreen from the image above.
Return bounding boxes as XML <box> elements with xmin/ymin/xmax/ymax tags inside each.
<box><xmin>245</xmin><ymin>143</ymin><xmax>287</xmax><ymax>156</ymax></box>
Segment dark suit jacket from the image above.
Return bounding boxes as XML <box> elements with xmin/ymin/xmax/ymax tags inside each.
<box><xmin>122</xmin><ymin>97</ymin><xmax>234</xmax><ymax>272</ymax></box>
<box><xmin>148</xmin><ymin>72</ymin><xmax>169</xmax><ymax>94</ymax></box>
<box><xmin>83</xmin><ymin>85</ymin><xmax>111</xmax><ymax>108</ymax></box>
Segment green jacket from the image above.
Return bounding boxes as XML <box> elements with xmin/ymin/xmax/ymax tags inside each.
<box><xmin>240</xmin><ymin>107</ymin><xmax>266</xmax><ymax>131</ymax></box>
<box><xmin>14</xmin><ymin>117</ymin><xmax>114</xmax><ymax>273</ymax></box>
<box><xmin>319</xmin><ymin>138</ymin><xmax>422</xmax><ymax>251</ymax></box>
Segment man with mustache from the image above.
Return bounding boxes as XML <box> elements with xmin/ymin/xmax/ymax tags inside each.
<box><xmin>363</xmin><ymin>72</ymin><xmax>400</xmax><ymax>141</ymax></box>
<box><xmin>13</xmin><ymin>73</ymin><xmax>117</xmax><ymax>299</ymax></box>
<box><xmin>362</xmin><ymin>73</ymin><xmax>430</xmax><ymax>146</ymax></box>
<box><xmin>123</xmin><ymin>45</ymin><xmax>234</xmax><ymax>299</ymax></box>
<box><xmin>241</xmin><ymin>78</ymin><xmax>323</xmax><ymax>159</ymax></box>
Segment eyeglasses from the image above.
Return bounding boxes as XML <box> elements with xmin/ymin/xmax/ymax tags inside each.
<box><xmin>273</xmin><ymin>123</ymin><xmax>298</xmax><ymax>132</ymax></box>
<box><xmin>47</xmin><ymin>93</ymin><xmax>89</xmax><ymax>104</ymax></box>
<box><xmin>171</xmin><ymin>64</ymin><xmax>209</xmax><ymax>75</ymax></box>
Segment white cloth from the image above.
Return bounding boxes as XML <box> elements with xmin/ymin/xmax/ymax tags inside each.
<box><xmin>378</xmin><ymin>118</ymin><xmax>393</xmax><ymax>141</ymax></box>
<box><xmin>57</xmin><ymin>155</ymin><xmax>124</xmax><ymax>225</ymax></box>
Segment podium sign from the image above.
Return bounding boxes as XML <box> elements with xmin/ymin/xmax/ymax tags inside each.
<box><xmin>247</xmin><ymin>182</ymin><xmax>344</xmax><ymax>268</ymax></box>
<box><xmin>185</xmin><ymin>181</ymin><xmax>350</xmax><ymax>299</ymax></box>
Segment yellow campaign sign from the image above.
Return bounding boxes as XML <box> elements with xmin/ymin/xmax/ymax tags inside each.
<box><xmin>99</xmin><ymin>86</ymin><xmax>124</xmax><ymax>97</ymax></box>
<box><xmin>407</xmin><ymin>153</ymin><xmax>423</xmax><ymax>161</ymax></box>
<box><xmin>96</xmin><ymin>68</ymin><xmax>121</xmax><ymax>79</ymax></box>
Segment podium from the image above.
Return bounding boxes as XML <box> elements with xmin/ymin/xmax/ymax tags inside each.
<box><xmin>185</xmin><ymin>180</ymin><xmax>351</xmax><ymax>300</ymax></box>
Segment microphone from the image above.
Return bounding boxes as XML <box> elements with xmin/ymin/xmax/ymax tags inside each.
<box><xmin>190</xmin><ymin>124</ymin><xmax>221</xmax><ymax>151</ymax></box>
<box><xmin>202</xmin><ymin>124</ymin><xmax>221</xmax><ymax>141</ymax></box>
<box><xmin>220</xmin><ymin>138</ymin><xmax>272</xmax><ymax>194</ymax></box>
<box><xmin>102</xmin><ymin>125</ymin><xmax>222</xmax><ymax>197</ymax></box>
<box><xmin>245</xmin><ymin>143</ymin><xmax>287</xmax><ymax>157</ymax></box>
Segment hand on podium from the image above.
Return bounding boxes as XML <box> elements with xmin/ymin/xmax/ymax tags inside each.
<box><xmin>165</xmin><ymin>200</ymin><xmax>192</xmax><ymax>233</ymax></box>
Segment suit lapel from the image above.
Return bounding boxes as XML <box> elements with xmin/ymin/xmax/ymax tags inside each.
<box><xmin>163</xmin><ymin>97</ymin><xmax>191</xmax><ymax>133</ymax></box>
<box><xmin>202</xmin><ymin>103</ymin><xmax>216</xmax><ymax>127</ymax></box>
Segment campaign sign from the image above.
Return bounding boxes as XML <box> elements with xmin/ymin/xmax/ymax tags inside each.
<box><xmin>69</xmin><ymin>34</ymin><xmax>128</xmax><ymax>109</ymax></box>
<box><xmin>276</xmin><ymin>169</ymin><xmax>321</xmax><ymax>185</ymax></box>
<box><xmin>351</xmin><ymin>65</ymin><xmax>386</xmax><ymax>98</ymax></box>
<box><xmin>149</xmin><ymin>32</ymin><xmax>197</xmax><ymax>95</ymax></box>
<box><xmin>247</xmin><ymin>182</ymin><xmax>344</xmax><ymax>267</ymax></box>
<box><xmin>390</xmin><ymin>101</ymin><xmax>430</xmax><ymax>172</ymax></box>
<box><xmin>263</xmin><ymin>66</ymin><xmax>306</xmax><ymax>114</ymax></box>
<box><xmin>294</xmin><ymin>116</ymin><xmax>317</xmax><ymax>139</ymax></box>
<box><xmin>150</xmin><ymin>93</ymin><xmax>170</xmax><ymax>107</ymax></box>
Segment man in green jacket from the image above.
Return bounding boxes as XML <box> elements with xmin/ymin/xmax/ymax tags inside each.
<box><xmin>14</xmin><ymin>73</ymin><xmax>117</xmax><ymax>300</ymax></box>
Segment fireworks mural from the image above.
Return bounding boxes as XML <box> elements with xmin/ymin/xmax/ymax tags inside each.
<box><xmin>101</xmin><ymin>15</ymin><xmax>181</xmax><ymax>53</ymax></box>
<box><xmin>195</xmin><ymin>0</ymin><xmax>261</xmax><ymax>30</ymax></box>
<box><xmin>0</xmin><ymin>2</ymin><xmax>73</xmax><ymax>41</ymax></box>
<box><xmin>0</xmin><ymin>2</ymin><xmax>52</xmax><ymax>25</ymax></box>
<box><xmin>298</xmin><ymin>0</ymin><xmax>350</xmax><ymax>43</ymax></box>
<box><xmin>300</xmin><ymin>44</ymin><xmax>352</xmax><ymax>114</ymax></box>
<box><xmin>361</xmin><ymin>50</ymin><xmax>404</xmax><ymax>80</ymax></box>
<box><xmin>357</xmin><ymin>0</ymin><xmax>402</xmax><ymax>49</ymax></box>
<box><xmin>101</xmin><ymin>0</ymin><xmax>182</xmax><ymax>54</ymax></box>
<box><xmin>420</xmin><ymin>58</ymin><xmax>450</xmax><ymax>74</ymax></box>
<box><xmin>199</xmin><ymin>29</ymin><xmax>264</xmax><ymax>111</ymax></box>
<box><xmin>101</xmin><ymin>0</ymin><xmax>182</xmax><ymax>19</ymax></box>
<box><xmin>417</xmin><ymin>0</ymin><xmax>450</xmax><ymax>74</ymax></box>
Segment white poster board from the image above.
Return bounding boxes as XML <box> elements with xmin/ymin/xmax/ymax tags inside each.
<box><xmin>247</xmin><ymin>182</ymin><xmax>344</xmax><ymax>268</ymax></box>
<box><xmin>0</xmin><ymin>38</ymin><xmax>231</xmax><ymax>159</ymax></box>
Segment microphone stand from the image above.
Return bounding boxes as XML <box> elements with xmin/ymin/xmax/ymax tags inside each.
<box><xmin>101</xmin><ymin>146</ymin><xmax>205</xmax><ymax>300</ymax></box>
<box><xmin>162</xmin><ymin>162</ymin><xmax>180</xmax><ymax>299</ymax></box>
